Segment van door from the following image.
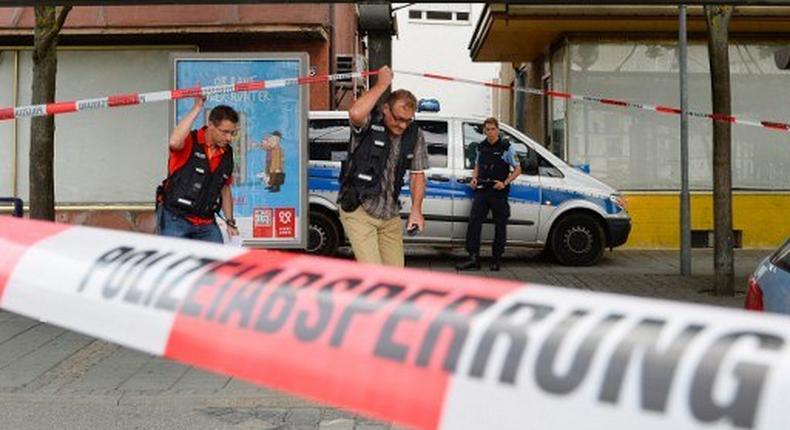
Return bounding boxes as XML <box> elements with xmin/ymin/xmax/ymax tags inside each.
<box><xmin>400</xmin><ymin>119</ymin><xmax>452</xmax><ymax>241</ymax></box>
<box><xmin>453</xmin><ymin>122</ymin><xmax>540</xmax><ymax>244</ymax></box>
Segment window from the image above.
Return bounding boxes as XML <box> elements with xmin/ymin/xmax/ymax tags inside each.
<box><xmin>309</xmin><ymin>119</ymin><xmax>350</xmax><ymax>162</ymax></box>
<box><xmin>462</xmin><ymin>122</ymin><xmax>563</xmax><ymax>177</ymax></box>
<box><xmin>309</xmin><ymin>119</ymin><xmax>447</xmax><ymax>168</ymax></box>
<box><xmin>771</xmin><ymin>239</ymin><xmax>790</xmax><ymax>272</ymax></box>
<box><xmin>462</xmin><ymin>122</ymin><xmax>485</xmax><ymax>169</ymax></box>
<box><xmin>407</xmin><ymin>7</ymin><xmax>471</xmax><ymax>25</ymax></box>
<box><xmin>416</xmin><ymin>120</ymin><xmax>448</xmax><ymax>168</ymax></box>
<box><xmin>566</xmin><ymin>42</ymin><xmax>790</xmax><ymax>190</ymax></box>
<box><xmin>425</xmin><ymin>11</ymin><xmax>452</xmax><ymax>21</ymax></box>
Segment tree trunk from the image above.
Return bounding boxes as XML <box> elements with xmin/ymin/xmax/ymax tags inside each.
<box><xmin>704</xmin><ymin>5</ymin><xmax>735</xmax><ymax>296</ymax></box>
<box><xmin>29</xmin><ymin>6</ymin><xmax>70</xmax><ymax>221</ymax></box>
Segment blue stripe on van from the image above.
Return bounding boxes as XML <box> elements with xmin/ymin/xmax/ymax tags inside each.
<box><xmin>307</xmin><ymin>167</ymin><xmax>621</xmax><ymax>215</ymax></box>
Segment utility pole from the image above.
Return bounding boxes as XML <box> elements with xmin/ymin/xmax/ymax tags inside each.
<box><xmin>679</xmin><ymin>5</ymin><xmax>691</xmax><ymax>275</ymax></box>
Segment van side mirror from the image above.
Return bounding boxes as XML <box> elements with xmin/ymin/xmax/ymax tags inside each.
<box><xmin>522</xmin><ymin>152</ymin><xmax>539</xmax><ymax>176</ymax></box>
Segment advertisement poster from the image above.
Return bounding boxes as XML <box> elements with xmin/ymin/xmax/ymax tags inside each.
<box><xmin>172</xmin><ymin>53</ymin><xmax>308</xmax><ymax>249</ymax></box>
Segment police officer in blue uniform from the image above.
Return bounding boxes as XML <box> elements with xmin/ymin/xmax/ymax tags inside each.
<box><xmin>457</xmin><ymin>117</ymin><xmax>521</xmax><ymax>271</ymax></box>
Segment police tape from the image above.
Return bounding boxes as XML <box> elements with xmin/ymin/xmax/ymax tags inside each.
<box><xmin>1</xmin><ymin>67</ymin><xmax>789</xmax><ymax>134</ymax></box>
<box><xmin>395</xmin><ymin>70</ymin><xmax>790</xmax><ymax>133</ymax></box>
<box><xmin>0</xmin><ymin>70</ymin><xmax>378</xmax><ymax>121</ymax></box>
<box><xmin>1</xmin><ymin>215</ymin><xmax>790</xmax><ymax>430</ymax></box>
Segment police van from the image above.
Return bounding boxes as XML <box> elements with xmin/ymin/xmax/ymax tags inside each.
<box><xmin>306</xmin><ymin>111</ymin><xmax>631</xmax><ymax>266</ymax></box>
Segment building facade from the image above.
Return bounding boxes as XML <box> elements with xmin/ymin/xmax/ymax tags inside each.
<box><xmin>470</xmin><ymin>5</ymin><xmax>790</xmax><ymax>248</ymax></box>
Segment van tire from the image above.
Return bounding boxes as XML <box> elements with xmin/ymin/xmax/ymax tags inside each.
<box><xmin>550</xmin><ymin>213</ymin><xmax>605</xmax><ymax>266</ymax></box>
<box><xmin>307</xmin><ymin>210</ymin><xmax>341</xmax><ymax>256</ymax></box>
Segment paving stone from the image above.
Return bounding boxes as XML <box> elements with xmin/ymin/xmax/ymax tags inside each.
<box><xmin>319</xmin><ymin>418</ymin><xmax>355</xmax><ymax>430</ymax></box>
<box><xmin>286</xmin><ymin>408</ymin><xmax>321</xmax><ymax>425</ymax></box>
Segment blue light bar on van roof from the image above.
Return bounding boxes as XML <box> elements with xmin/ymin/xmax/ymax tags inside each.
<box><xmin>417</xmin><ymin>98</ymin><xmax>440</xmax><ymax>113</ymax></box>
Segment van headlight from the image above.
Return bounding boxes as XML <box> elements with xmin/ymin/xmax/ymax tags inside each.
<box><xmin>609</xmin><ymin>193</ymin><xmax>628</xmax><ymax>212</ymax></box>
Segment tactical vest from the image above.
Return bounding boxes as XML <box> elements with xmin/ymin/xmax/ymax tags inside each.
<box><xmin>162</xmin><ymin>129</ymin><xmax>234</xmax><ymax>219</ymax></box>
<box><xmin>477</xmin><ymin>139</ymin><xmax>511</xmax><ymax>185</ymax></box>
<box><xmin>338</xmin><ymin>112</ymin><xmax>418</xmax><ymax>212</ymax></box>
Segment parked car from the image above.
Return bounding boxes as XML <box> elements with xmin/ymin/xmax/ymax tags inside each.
<box><xmin>745</xmin><ymin>238</ymin><xmax>790</xmax><ymax>313</ymax></box>
<box><xmin>306</xmin><ymin>111</ymin><xmax>631</xmax><ymax>266</ymax></box>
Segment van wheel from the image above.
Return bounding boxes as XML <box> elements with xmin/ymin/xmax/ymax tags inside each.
<box><xmin>550</xmin><ymin>213</ymin><xmax>605</xmax><ymax>266</ymax></box>
<box><xmin>307</xmin><ymin>210</ymin><xmax>341</xmax><ymax>256</ymax></box>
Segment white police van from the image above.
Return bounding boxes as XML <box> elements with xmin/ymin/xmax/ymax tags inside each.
<box><xmin>307</xmin><ymin>111</ymin><xmax>631</xmax><ymax>266</ymax></box>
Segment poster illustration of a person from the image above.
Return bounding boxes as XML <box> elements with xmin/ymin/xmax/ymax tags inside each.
<box><xmin>261</xmin><ymin>130</ymin><xmax>285</xmax><ymax>192</ymax></box>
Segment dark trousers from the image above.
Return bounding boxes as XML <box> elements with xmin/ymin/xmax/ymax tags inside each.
<box><xmin>465</xmin><ymin>188</ymin><xmax>510</xmax><ymax>258</ymax></box>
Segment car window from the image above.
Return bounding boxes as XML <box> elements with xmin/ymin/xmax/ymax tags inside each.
<box><xmin>416</xmin><ymin>120</ymin><xmax>448</xmax><ymax>169</ymax></box>
<box><xmin>462</xmin><ymin>122</ymin><xmax>484</xmax><ymax>169</ymax></box>
<box><xmin>462</xmin><ymin>121</ymin><xmax>563</xmax><ymax>178</ymax></box>
<box><xmin>310</xmin><ymin>118</ymin><xmax>447</xmax><ymax>168</ymax></box>
<box><xmin>771</xmin><ymin>239</ymin><xmax>790</xmax><ymax>272</ymax></box>
<box><xmin>309</xmin><ymin>119</ymin><xmax>350</xmax><ymax>162</ymax></box>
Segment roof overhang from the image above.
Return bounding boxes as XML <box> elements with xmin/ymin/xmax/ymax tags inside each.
<box><xmin>0</xmin><ymin>24</ymin><xmax>328</xmax><ymax>39</ymax></box>
<box><xmin>470</xmin><ymin>5</ymin><xmax>790</xmax><ymax>62</ymax></box>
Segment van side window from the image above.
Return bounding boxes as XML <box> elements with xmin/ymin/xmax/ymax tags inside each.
<box><xmin>463</xmin><ymin>121</ymin><xmax>563</xmax><ymax>178</ymax></box>
<box><xmin>416</xmin><ymin>120</ymin><xmax>448</xmax><ymax>168</ymax></box>
<box><xmin>309</xmin><ymin>119</ymin><xmax>350</xmax><ymax>162</ymax></box>
<box><xmin>538</xmin><ymin>154</ymin><xmax>564</xmax><ymax>178</ymax></box>
<box><xmin>462</xmin><ymin>122</ymin><xmax>484</xmax><ymax>169</ymax></box>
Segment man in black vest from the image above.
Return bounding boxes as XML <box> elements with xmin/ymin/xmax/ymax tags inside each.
<box><xmin>156</xmin><ymin>96</ymin><xmax>239</xmax><ymax>243</ymax></box>
<box><xmin>457</xmin><ymin>117</ymin><xmax>522</xmax><ymax>271</ymax></box>
<box><xmin>337</xmin><ymin>66</ymin><xmax>429</xmax><ymax>267</ymax></box>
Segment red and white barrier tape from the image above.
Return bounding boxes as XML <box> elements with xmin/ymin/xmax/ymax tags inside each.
<box><xmin>2</xmin><ymin>215</ymin><xmax>790</xmax><ymax>430</ymax></box>
<box><xmin>0</xmin><ymin>70</ymin><xmax>377</xmax><ymax>121</ymax></box>
<box><xmin>397</xmin><ymin>70</ymin><xmax>790</xmax><ymax>133</ymax></box>
<box><xmin>1</xmin><ymin>68</ymin><xmax>789</xmax><ymax>134</ymax></box>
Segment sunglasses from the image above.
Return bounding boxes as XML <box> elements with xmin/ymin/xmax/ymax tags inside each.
<box><xmin>386</xmin><ymin>105</ymin><xmax>414</xmax><ymax>126</ymax></box>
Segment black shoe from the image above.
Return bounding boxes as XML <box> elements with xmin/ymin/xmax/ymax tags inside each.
<box><xmin>489</xmin><ymin>261</ymin><xmax>500</xmax><ymax>271</ymax></box>
<box><xmin>456</xmin><ymin>254</ymin><xmax>481</xmax><ymax>271</ymax></box>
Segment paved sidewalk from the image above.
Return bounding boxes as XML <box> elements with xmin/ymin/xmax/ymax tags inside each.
<box><xmin>0</xmin><ymin>249</ymin><xmax>767</xmax><ymax>429</ymax></box>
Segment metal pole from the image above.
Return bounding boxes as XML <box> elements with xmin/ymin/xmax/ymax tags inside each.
<box><xmin>679</xmin><ymin>5</ymin><xmax>692</xmax><ymax>275</ymax></box>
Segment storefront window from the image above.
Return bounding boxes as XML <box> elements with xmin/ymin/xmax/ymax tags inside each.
<box><xmin>567</xmin><ymin>42</ymin><xmax>790</xmax><ymax>190</ymax></box>
<box><xmin>549</xmin><ymin>45</ymin><xmax>567</xmax><ymax>160</ymax></box>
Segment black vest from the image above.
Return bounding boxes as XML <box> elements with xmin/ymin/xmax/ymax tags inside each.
<box><xmin>337</xmin><ymin>112</ymin><xmax>418</xmax><ymax>212</ymax></box>
<box><xmin>478</xmin><ymin>139</ymin><xmax>511</xmax><ymax>183</ymax></box>
<box><xmin>162</xmin><ymin>129</ymin><xmax>234</xmax><ymax>219</ymax></box>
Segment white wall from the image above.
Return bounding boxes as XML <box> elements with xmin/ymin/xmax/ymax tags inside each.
<box><xmin>392</xmin><ymin>3</ymin><xmax>500</xmax><ymax>119</ymax></box>
<box><xmin>0</xmin><ymin>51</ymin><xmax>15</xmax><ymax>197</ymax></box>
<box><xmin>14</xmin><ymin>49</ymin><xmax>186</xmax><ymax>203</ymax></box>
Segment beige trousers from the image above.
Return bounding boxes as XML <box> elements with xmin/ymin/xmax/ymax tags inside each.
<box><xmin>339</xmin><ymin>206</ymin><xmax>405</xmax><ymax>267</ymax></box>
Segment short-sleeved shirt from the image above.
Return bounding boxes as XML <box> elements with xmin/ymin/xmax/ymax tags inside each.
<box><xmin>475</xmin><ymin>138</ymin><xmax>520</xmax><ymax>168</ymax></box>
<box><xmin>168</xmin><ymin>126</ymin><xmax>233</xmax><ymax>225</ymax></box>
<box><xmin>350</xmin><ymin>116</ymin><xmax>429</xmax><ymax>220</ymax></box>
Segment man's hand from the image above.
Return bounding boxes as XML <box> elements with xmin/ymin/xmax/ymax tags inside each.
<box><xmin>377</xmin><ymin>66</ymin><xmax>394</xmax><ymax>88</ymax></box>
<box><xmin>407</xmin><ymin>210</ymin><xmax>425</xmax><ymax>234</ymax></box>
<box><xmin>469</xmin><ymin>177</ymin><xmax>478</xmax><ymax>189</ymax></box>
<box><xmin>193</xmin><ymin>95</ymin><xmax>206</xmax><ymax>111</ymax></box>
<box><xmin>226</xmin><ymin>225</ymin><xmax>239</xmax><ymax>237</ymax></box>
<box><xmin>493</xmin><ymin>180</ymin><xmax>506</xmax><ymax>190</ymax></box>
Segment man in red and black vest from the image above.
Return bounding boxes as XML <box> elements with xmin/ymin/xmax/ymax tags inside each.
<box><xmin>156</xmin><ymin>96</ymin><xmax>239</xmax><ymax>243</ymax></box>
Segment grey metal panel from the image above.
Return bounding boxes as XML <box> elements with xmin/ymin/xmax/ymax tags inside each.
<box><xmin>16</xmin><ymin>49</ymin><xmax>186</xmax><ymax>203</ymax></box>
